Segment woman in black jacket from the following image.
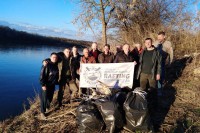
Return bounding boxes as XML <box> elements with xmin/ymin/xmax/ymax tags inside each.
<box><xmin>39</xmin><ymin>52</ymin><xmax>59</xmax><ymax>119</ymax></box>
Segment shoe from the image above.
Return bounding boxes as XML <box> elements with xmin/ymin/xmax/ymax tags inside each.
<box><xmin>40</xmin><ymin>113</ymin><xmax>46</xmax><ymax>120</ymax></box>
<box><xmin>54</xmin><ymin>104</ymin><xmax>61</xmax><ymax>110</ymax></box>
<box><xmin>46</xmin><ymin>108</ymin><xmax>50</xmax><ymax>112</ymax></box>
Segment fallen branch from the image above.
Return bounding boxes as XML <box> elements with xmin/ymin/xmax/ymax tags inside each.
<box><xmin>56</xmin><ymin>122</ymin><xmax>67</xmax><ymax>133</ymax></box>
<box><xmin>162</xmin><ymin>123</ymin><xmax>174</xmax><ymax>126</ymax></box>
<box><xmin>40</xmin><ymin>123</ymin><xmax>55</xmax><ymax>129</ymax></box>
<box><xmin>46</xmin><ymin>108</ymin><xmax>76</xmax><ymax>120</ymax></box>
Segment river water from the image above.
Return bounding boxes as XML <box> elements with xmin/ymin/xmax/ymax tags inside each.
<box><xmin>0</xmin><ymin>44</ymin><xmax>82</xmax><ymax>121</ymax></box>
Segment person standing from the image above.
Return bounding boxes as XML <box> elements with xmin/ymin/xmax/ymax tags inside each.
<box><xmin>89</xmin><ymin>42</ymin><xmax>102</xmax><ymax>63</ymax></box>
<box><xmin>131</xmin><ymin>43</ymin><xmax>143</xmax><ymax>88</ymax></box>
<box><xmin>131</xmin><ymin>43</ymin><xmax>143</xmax><ymax>63</ymax></box>
<box><xmin>40</xmin><ymin>52</ymin><xmax>59</xmax><ymax>119</ymax></box>
<box><xmin>98</xmin><ymin>44</ymin><xmax>115</xmax><ymax>63</ymax></box>
<box><xmin>153</xmin><ymin>31</ymin><xmax>173</xmax><ymax>95</ymax></box>
<box><xmin>137</xmin><ymin>38</ymin><xmax>161</xmax><ymax>91</ymax></box>
<box><xmin>71</xmin><ymin>46</ymin><xmax>82</xmax><ymax>80</ymax></box>
<box><xmin>114</xmin><ymin>44</ymin><xmax>137</xmax><ymax>89</ymax></box>
<box><xmin>115</xmin><ymin>45</ymin><xmax>122</xmax><ymax>55</ymax></box>
<box><xmin>43</xmin><ymin>48</ymin><xmax>76</xmax><ymax>107</ymax></box>
<box><xmin>57</xmin><ymin>48</ymin><xmax>74</xmax><ymax>107</ymax></box>
<box><xmin>80</xmin><ymin>48</ymin><xmax>96</xmax><ymax>95</ymax></box>
<box><xmin>81</xmin><ymin>48</ymin><xmax>96</xmax><ymax>63</ymax></box>
<box><xmin>114</xmin><ymin>44</ymin><xmax>137</xmax><ymax>63</ymax></box>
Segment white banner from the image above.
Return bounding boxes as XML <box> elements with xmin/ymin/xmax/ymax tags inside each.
<box><xmin>80</xmin><ymin>63</ymin><xmax>135</xmax><ymax>88</ymax></box>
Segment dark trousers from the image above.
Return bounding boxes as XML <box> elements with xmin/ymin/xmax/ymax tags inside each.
<box><xmin>133</xmin><ymin>64</ymin><xmax>140</xmax><ymax>88</ymax></box>
<box><xmin>57</xmin><ymin>82</ymin><xmax>70</xmax><ymax>106</ymax></box>
<box><xmin>40</xmin><ymin>85</ymin><xmax>55</xmax><ymax>113</ymax></box>
<box><xmin>140</xmin><ymin>73</ymin><xmax>156</xmax><ymax>91</ymax></box>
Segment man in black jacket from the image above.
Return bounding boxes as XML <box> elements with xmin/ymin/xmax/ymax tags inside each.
<box><xmin>71</xmin><ymin>46</ymin><xmax>82</xmax><ymax>80</ymax></box>
<box><xmin>114</xmin><ymin>44</ymin><xmax>137</xmax><ymax>64</ymax></box>
<box><xmin>98</xmin><ymin>44</ymin><xmax>114</xmax><ymax>63</ymax></box>
<box><xmin>137</xmin><ymin>38</ymin><xmax>161</xmax><ymax>91</ymax></box>
<box><xmin>43</xmin><ymin>48</ymin><xmax>77</xmax><ymax>108</ymax></box>
<box><xmin>40</xmin><ymin>52</ymin><xmax>59</xmax><ymax>119</ymax></box>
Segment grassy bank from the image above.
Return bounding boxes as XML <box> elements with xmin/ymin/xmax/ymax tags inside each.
<box><xmin>1</xmin><ymin>54</ymin><xmax>200</xmax><ymax>132</ymax></box>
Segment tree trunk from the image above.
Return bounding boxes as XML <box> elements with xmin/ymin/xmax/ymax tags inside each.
<box><xmin>100</xmin><ymin>0</ymin><xmax>107</xmax><ymax>45</ymax></box>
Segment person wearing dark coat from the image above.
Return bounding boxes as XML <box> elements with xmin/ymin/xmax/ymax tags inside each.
<box><xmin>114</xmin><ymin>44</ymin><xmax>137</xmax><ymax>63</ymax></box>
<box><xmin>131</xmin><ymin>43</ymin><xmax>144</xmax><ymax>88</ymax></box>
<box><xmin>115</xmin><ymin>45</ymin><xmax>123</xmax><ymax>58</ymax></box>
<box><xmin>89</xmin><ymin>42</ymin><xmax>102</xmax><ymax>63</ymax></box>
<box><xmin>114</xmin><ymin>44</ymin><xmax>137</xmax><ymax>89</ymax></box>
<box><xmin>137</xmin><ymin>38</ymin><xmax>161</xmax><ymax>91</ymax></box>
<box><xmin>39</xmin><ymin>52</ymin><xmax>59</xmax><ymax>119</ymax></box>
<box><xmin>42</xmin><ymin>49</ymin><xmax>77</xmax><ymax>108</ymax></box>
<box><xmin>131</xmin><ymin>43</ymin><xmax>143</xmax><ymax>63</ymax></box>
<box><xmin>71</xmin><ymin>46</ymin><xmax>82</xmax><ymax>80</ymax></box>
<box><xmin>98</xmin><ymin>44</ymin><xmax>114</xmax><ymax>63</ymax></box>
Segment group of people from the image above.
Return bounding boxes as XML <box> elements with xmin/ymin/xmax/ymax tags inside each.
<box><xmin>39</xmin><ymin>31</ymin><xmax>173</xmax><ymax>119</ymax></box>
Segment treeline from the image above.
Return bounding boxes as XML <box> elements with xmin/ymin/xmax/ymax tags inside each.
<box><xmin>74</xmin><ymin>0</ymin><xmax>200</xmax><ymax>55</ymax></box>
<box><xmin>0</xmin><ymin>26</ymin><xmax>91</xmax><ymax>48</ymax></box>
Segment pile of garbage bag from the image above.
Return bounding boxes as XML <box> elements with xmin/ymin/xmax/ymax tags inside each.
<box><xmin>76</xmin><ymin>87</ymin><xmax>149</xmax><ymax>133</ymax></box>
<box><xmin>123</xmin><ymin>88</ymin><xmax>149</xmax><ymax>132</ymax></box>
<box><xmin>76</xmin><ymin>100</ymin><xmax>104</xmax><ymax>133</ymax></box>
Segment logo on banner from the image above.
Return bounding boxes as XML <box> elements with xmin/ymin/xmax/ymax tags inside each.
<box><xmin>83</xmin><ymin>67</ymin><xmax>101</xmax><ymax>85</ymax></box>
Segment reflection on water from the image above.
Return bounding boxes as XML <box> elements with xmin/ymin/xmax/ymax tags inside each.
<box><xmin>0</xmin><ymin>44</ymin><xmax>83</xmax><ymax>121</ymax></box>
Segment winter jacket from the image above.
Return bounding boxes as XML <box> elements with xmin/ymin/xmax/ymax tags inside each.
<box><xmin>153</xmin><ymin>40</ymin><xmax>173</xmax><ymax>65</ymax></box>
<box><xmin>114</xmin><ymin>51</ymin><xmax>134</xmax><ymax>63</ymax></box>
<box><xmin>131</xmin><ymin>47</ymin><xmax>143</xmax><ymax>63</ymax></box>
<box><xmin>71</xmin><ymin>53</ymin><xmax>82</xmax><ymax>79</ymax></box>
<box><xmin>40</xmin><ymin>61</ymin><xmax>59</xmax><ymax>86</ymax></box>
<box><xmin>81</xmin><ymin>56</ymin><xmax>96</xmax><ymax>63</ymax></box>
<box><xmin>58</xmin><ymin>55</ymin><xmax>72</xmax><ymax>83</ymax></box>
<box><xmin>137</xmin><ymin>48</ymin><xmax>161</xmax><ymax>80</ymax></box>
<box><xmin>44</xmin><ymin>52</ymin><xmax>72</xmax><ymax>84</ymax></box>
<box><xmin>89</xmin><ymin>49</ymin><xmax>102</xmax><ymax>63</ymax></box>
<box><xmin>98</xmin><ymin>52</ymin><xmax>115</xmax><ymax>63</ymax></box>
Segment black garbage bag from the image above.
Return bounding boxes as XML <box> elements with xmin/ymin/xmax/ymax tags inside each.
<box><xmin>112</xmin><ymin>91</ymin><xmax>127</xmax><ymax>107</ymax></box>
<box><xmin>95</xmin><ymin>96</ymin><xmax>124</xmax><ymax>133</ymax></box>
<box><xmin>123</xmin><ymin>87</ymin><xmax>149</xmax><ymax>132</ymax></box>
<box><xmin>76</xmin><ymin>100</ymin><xmax>104</xmax><ymax>133</ymax></box>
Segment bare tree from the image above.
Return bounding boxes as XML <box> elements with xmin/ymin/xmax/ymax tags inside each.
<box><xmin>73</xmin><ymin>0</ymin><xmax>200</xmax><ymax>55</ymax></box>
<box><xmin>111</xmin><ymin>0</ymin><xmax>193</xmax><ymax>45</ymax></box>
<box><xmin>73</xmin><ymin>0</ymin><xmax>115</xmax><ymax>44</ymax></box>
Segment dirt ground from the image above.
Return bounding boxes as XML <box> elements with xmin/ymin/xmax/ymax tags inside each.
<box><xmin>0</xmin><ymin>54</ymin><xmax>200</xmax><ymax>133</ymax></box>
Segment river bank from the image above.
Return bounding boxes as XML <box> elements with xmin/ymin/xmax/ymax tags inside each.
<box><xmin>1</xmin><ymin>53</ymin><xmax>200</xmax><ymax>132</ymax></box>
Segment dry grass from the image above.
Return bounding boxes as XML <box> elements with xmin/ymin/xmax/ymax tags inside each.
<box><xmin>160</xmin><ymin>54</ymin><xmax>200</xmax><ymax>132</ymax></box>
<box><xmin>0</xmin><ymin>91</ymin><xmax>78</xmax><ymax>133</ymax></box>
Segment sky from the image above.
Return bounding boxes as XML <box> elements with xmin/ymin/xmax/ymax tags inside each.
<box><xmin>0</xmin><ymin>0</ymin><xmax>94</xmax><ymax>40</ymax></box>
<box><xmin>0</xmin><ymin>0</ymin><xmax>76</xmax><ymax>30</ymax></box>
